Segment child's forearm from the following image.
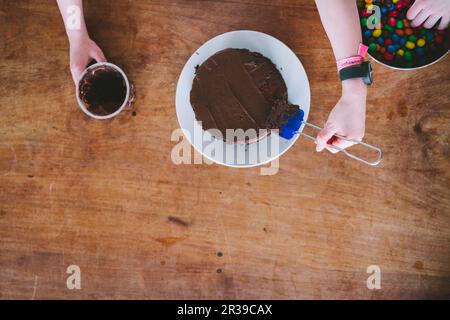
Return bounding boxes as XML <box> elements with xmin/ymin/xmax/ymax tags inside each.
<box><xmin>57</xmin><ymin>0</ymin><xmax>106</xmax><ymax>84</ymax></box>
<box><xmin>314</xmin><ymin>0</ymin><xmax>367</xmax><ymax>153</ymax></box>
<box><xmin>315</xmin><ymin>0</ymin><xmax>367</xmax><ymax>96</ymax></box>
<box><xmin>315</xmin><ymin>0</ymin><xmax>362</xmax><ymax>61</ymax></box>
<box><xmin>57</xmin><ymin>0</ymin><xmax>88</xmax><ymax>42</ymax></box>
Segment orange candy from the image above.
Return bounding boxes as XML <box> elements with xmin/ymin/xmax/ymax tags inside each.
<box><xmin>396</xmin><ymin>29</ymin><xmax>404</xmax><ymax>36</ymax></box>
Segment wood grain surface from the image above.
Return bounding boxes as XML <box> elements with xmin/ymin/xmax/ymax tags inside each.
<box><xmin>0</xmin><ymin>0</ymin><xmax>449</xmax><ymax>299</ymax></box>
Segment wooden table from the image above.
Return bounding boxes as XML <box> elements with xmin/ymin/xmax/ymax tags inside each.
<box><xmin>1</xmin><ymin>0</ymin><xmax>449</xmax><ymax>300</ymax></box>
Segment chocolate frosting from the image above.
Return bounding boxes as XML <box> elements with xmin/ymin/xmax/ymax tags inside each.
<box><xmin>190</xmin><ymin>48</ymin><xmax>299</xmax><ymax>141</ymax></box>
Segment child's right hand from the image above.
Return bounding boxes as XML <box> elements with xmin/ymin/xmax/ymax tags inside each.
<box><xmin>407</xmin><ymin>0</ymin><xmax>450</xmax><ymax>30</ymax></box>
<box><xmin>316</xmin><ymin>79</ymin><xmax>367</xmax><ymax>154</ymax></box>
<box><xmin>69</xmin><ymin>35</ymin><xmax>106</xmax><ymax>85</ymax></box>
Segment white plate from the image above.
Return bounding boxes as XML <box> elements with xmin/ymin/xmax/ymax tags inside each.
<box><xmin>175</xmin><ymin>30</ymin><xmax>311</xmax><ymax>168</ymax></box>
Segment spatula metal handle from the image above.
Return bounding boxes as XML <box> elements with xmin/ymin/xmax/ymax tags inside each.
<box><xmin>298</xmin><ymin>121</ymin><xmax>383</xmax><ymax>167</ymax></box>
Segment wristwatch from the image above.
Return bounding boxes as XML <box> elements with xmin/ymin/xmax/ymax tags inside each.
<box><xmin>339</xmin><ymin>61</ymin><xmax>373</xmax><ymax>86</ymax></box>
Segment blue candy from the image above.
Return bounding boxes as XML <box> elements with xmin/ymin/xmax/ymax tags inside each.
<box><xmin>392</xmin><ymin>34</ymin><xmax>400</xmax><ymax>43</ymax></box>
<box><xmin>377</xmin><ymin>37</ymin><xmax>385</xmax><ymax>45</ymax></box>
<box><xmin>415</xmin><ymin>47</ymin><xmax>425</xmax><ymax>55</ymax></box>
<box><xmin>387</xmin><ymin>45</ymin><xmax>396</xmax><ymax>53</ymax></box>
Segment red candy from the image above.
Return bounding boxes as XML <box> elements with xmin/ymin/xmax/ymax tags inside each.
<box><xmin>388</xmin><ymin>17</ymin><xmax>396</xmax><ymax>27</ymax></box>
<box><xmin>361</xmin><ymin>8</ymin><xmax>371</xmax><ymax>17</ymax></box>
<box><xmin>389</xmin><ymin>11</ymin><xmax>398</xmax><ymax>18</ymax></box>
<box><xmin>385</xmin><ymin>52</ymin><xmax>394</xmax><ymax>61</ymax></box>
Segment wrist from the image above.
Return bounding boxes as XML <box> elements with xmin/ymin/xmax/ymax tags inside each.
<box><xmin>342</xmin><ymin>78</ymin><xmax>367</xmax><ymax>100</ymax></box>
<box><xmin>67</xmin><ymin>29</ymin><xmax>89</xmax><ymax>45</ymax></box>
<box><xmin>342</xmin><ymin>79</ymin><xmax>367</xmax><ymax>110</ymax></box>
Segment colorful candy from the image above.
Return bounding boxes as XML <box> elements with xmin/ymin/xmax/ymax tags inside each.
<box><xmin>385</xmin><ymin>52</ymin><xmax>394</xmax><ymax>60</ymax></box>
<box><xmin>404</xmin><ymin>51</ymin><xmax>413</xmax><ymax>61</ymax></box>
<box><xmin>417</xmin><ymin>38</ymin><xmax>426</xmax><ymax>47</ymax></box>
<box><xmin>405</xmin><ymin>41</ymin><xmax>415</xmax><ymax>50</ymax></box>
<box><xmin>358</xmin><ymin>0</ymin><xmax>449</xmax><ymax>68</ymax></box>
<box><xmin>373</xmin><ymin>29</ymin><xmax>382</xmax><ymax>37</ymax></box>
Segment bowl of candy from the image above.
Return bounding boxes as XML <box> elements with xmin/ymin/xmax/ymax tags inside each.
<box><xmin>358</xmin><ymin>0</ymin><xmax>449</xmax><ymax>70</ymax></box>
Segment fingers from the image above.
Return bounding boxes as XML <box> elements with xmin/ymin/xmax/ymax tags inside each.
<box><xmin>316</xmin><ymin>125</ymin><xmax>337</xmax><ymax>152</ymax></box>
<box><xmin>423</xmin><ymin>14</ymin><xmax>441</xmax><ymax>29</ymax></box>
<box><xmin>90</xmin><ymin>46</ymin><xmax>107</xmax><ymax>63</ymax></box>
<box><xmin>410</xmin><ymin>9</ymin><xmax>431</xmax><ymax>28</ymax></box>
<box><xmin>438</xmin><ymin>17</ymin><xmax>450</xmax><ymax>30</ymax></box>
<box><xmin>407</xmin><ymin>1</ymin><xmax>423</xmax><ymax>21</ymax></box>
<box><xmin>70</xmin><ymin>64</ymin><xmax>84</xmax><ymax>85</ymax></box>
<box><xmin>325</xmin><ymin>138</ymin><xmax>356</xmax><ymax>154</ymax></box>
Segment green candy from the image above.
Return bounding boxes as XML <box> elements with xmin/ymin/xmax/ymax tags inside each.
<box><xmin>396</xmin><ymin>20</ymin><xmax>404</xmax><ymax>29</ymax></box>
<box><xmin>369</xmin><ymin>43</ymin><xmax>378</xmax><ymax>52</ymax></box>
<box><xmin>408</xmin><ymin>35</ymin><xmax>417</xmax><ymax>42</ymax></box>
<box><xmin>361</xmin><ymin>17</ymin><xmax>368</xmax><ymax>27</ymax></box>
<box><xmin>404</xmin><ymin>51</ymin><xmax>413</xmax><ymax>61</ymax></box>
<box><xmin>420</xmin><ymin>29</ymin><xmax>427</xmax><ymax>35</ymax></box>
<box><xmin>384</xmin><ymin>25</ymin><xmax>394</xmax><ymax>33</ymax></box>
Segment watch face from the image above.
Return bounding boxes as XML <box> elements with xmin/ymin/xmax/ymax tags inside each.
<box><xmin>339</xmin><ymin>61</ymin><xmax>373</xmax><ymax>85</ymax></box>
<box><xmin>364</xmin><ymin>62</ymin><xmax>373</xmax><ymax>85</ymax></box>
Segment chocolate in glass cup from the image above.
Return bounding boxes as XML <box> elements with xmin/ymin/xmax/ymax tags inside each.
<box><xmin>76</xmin><ymin>62</ymin><xmax>134</xmax><ymax>120</ymax></box>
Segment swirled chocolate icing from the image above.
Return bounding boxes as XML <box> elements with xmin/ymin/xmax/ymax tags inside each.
<box><xmin>190</xmin><ymin>48</ymin><xmax>299</xmax><ymax>141</ymax></box>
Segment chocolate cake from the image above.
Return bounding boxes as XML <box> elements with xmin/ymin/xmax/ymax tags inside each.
<box><xmin>78</xmin><ymin>66</ymin><xmax>127</xmax><ymax>116</ymax></box>
<box><xmin>190</xmin><ymin>48</ymin><xmax>299</xmax><ymax>142</ymax></box>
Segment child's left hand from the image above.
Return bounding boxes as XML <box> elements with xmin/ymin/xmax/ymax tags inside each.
<box><xmin>69</xmin><ymin>35</ymin><xmax>106</xmax><ymax>85</ymax></box>
<box><xmin>316</xmin><ymin>79</ymin><xmax>367</xmax><ymax>154</ymax></box>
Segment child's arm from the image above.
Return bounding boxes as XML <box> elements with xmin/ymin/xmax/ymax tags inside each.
<box><xmin>314</xmin><ymin>0</ymin><xmax>367</xmax><ymax>154</ymax></box>
<box><xmin>57</xmin><ymin>0</ymin><xmax>106</xmax><ymax>84</ymax></box>
<box><xmin>407</xmin><ymin>0</ymin><xmax>450</xmax><ymax>30</ymax></box>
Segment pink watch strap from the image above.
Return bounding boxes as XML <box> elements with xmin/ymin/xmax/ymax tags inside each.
<box><xmin>336</xmin><ymin>43</ymin><xmax>369</xmax><ymax>72</ymax></box>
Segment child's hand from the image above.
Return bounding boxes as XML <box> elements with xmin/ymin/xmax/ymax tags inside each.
<box><xmin>407</xmin><ymin>0</ymin><xmax>450</xmax><ymax>30</ymax></box>
<box><xmin>316</xmin><ymin>79</ymin><xmax>367</xmax><ymax>154</ymax></box>
<box><xmin>69</xmin><ymin>35</ymin><xmax>106</xmax><ymax>84</ymax></box>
